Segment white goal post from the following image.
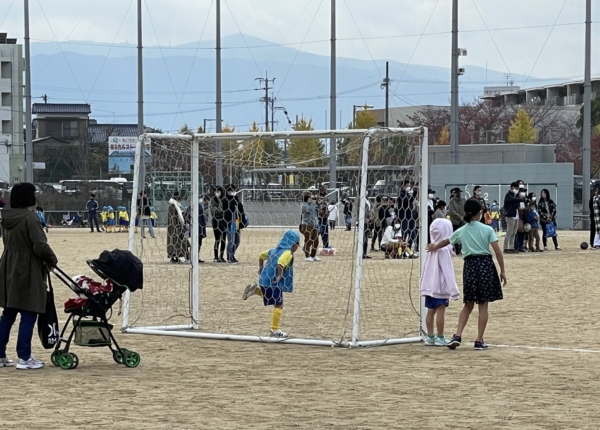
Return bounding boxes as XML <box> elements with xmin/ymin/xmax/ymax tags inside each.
<box><xmin>124</xmin><ymin>127</ymin><xmax>429</xmax><ymax>348</ymax></box>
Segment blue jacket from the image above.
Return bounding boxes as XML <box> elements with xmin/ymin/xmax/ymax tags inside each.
<box><xmin>86</xmin><ymin>199</ymin><xmax>99</xmax><ymax>216</ymax></box>
<box><xmin>258</xmin><ymin>230</ymin><xmax>300</xmax><ymax>293</ymax></box>
<box><xmin>526</xmin><ymin>210</ymin><xmax>539</xmax><ymax>229</ymax></box>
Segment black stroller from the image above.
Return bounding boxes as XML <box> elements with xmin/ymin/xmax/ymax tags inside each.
<box><xmin>50</xmin><ymin>249</ymin><xmax>143</xmax><ymax>369</ymax></box>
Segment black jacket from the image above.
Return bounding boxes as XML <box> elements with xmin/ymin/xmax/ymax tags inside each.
<box><xmin>503</xmin><ymin>191</ymin><xmax>522</xmax><ymax>218</ymax></box>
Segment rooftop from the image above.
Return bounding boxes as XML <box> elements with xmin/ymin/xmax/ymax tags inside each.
<box><xmin>32</xmin><ymin>103</ymin><xmax>92</xmax><ymax>115</ymax></box>
<box><xmin>88</xmin><ymin>123</ymin><xmax>139</xmax><ymax>144</ymax></box>
<box><xmin>0</xmin><ymin>33</ymin><xmax>17</xmax><ymax>44</ymax></box>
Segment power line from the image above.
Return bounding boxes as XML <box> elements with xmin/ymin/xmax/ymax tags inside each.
<box><xmin>0</xmin><ymin>0</ymin><xmax>15</xmax><ymax>30</ymax></box>
<box><xmin>522</xmin><ymin>0</ymin><xmax>569</xmax><ymax>88</ymax></box>
<box><xmin>223</xmin><ymin>0</ymin><xmax>262</xmax><ymax>75</ymax></box>
<box><xmin>471</xmin><ymin>0</ymin><xmax>512</xmax><ymax>76</ymax></box>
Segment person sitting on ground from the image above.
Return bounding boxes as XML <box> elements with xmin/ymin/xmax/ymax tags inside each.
<box><xmin>380</xmin><ymin>219</ymin><xmax>412</xmax><ymax>259</ymax></box>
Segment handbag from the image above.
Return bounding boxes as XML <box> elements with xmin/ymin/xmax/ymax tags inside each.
<box><xmin>545</xmin><ymin>222</ymin><xmax>557</xmax><ymax>238</ymax></box>
<box><xmin>37</xmin><ymin>274</ymin><xmax>60</xmax><ymax>349</ymax></box>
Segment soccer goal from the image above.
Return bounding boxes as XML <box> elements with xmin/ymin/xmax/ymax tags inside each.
<box><xmin>124</xmin><ymin>127</ymin><xmax>429</xmax><ymax>347</ymax></box>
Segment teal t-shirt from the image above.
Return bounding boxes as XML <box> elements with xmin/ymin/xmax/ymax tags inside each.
<box><xmin>449</xmin><ymin>221</ymin><xmax>498</xmax><ymax>258</ymax></box>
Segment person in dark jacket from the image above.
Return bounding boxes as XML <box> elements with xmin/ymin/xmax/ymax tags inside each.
<box><xmin>137</xmin><ymin>191</ymin><xmax>155</xmax><ymax>239</ymax></box>
<box><xmin>503</xmin><ymin>182</ymin><xmax>523</xmax><ymax>254</ymax></box>
<box><xmin>538</xmin><ymin>188</ymin><xmax>561</xmax><ymax>251</ymax></box>
<box><xmin>0</xmin><ymin>182</ymin><xmax>58</xmax><ymax>370</ymax></box>
<box><xmin>211</xmin><ymin>186</ymin><xmax>227</xmax><ymax>263</ymax></box>
<box><xmin>317</xmin><ymin>186</ymin><xmax>330</xmax><ymax>249</ymax></box>
<box><xmin>343</xmin><ymin>198</ymin><xmax>353</xmax><ymax>231</ymax></box>
<box><xmin>397</xmin><ymin>181</ymin><xmax>416</xmax><ymax>249</ymax></box>
<box><xmin>0</xmin><ymin>191</ymin><xmax>5</xmax><ymax>238</ymax></box>
<box><xmin>224</xmin><ymin>185</ymin><xmax>240</xmax><ymax>264</ymax></box>
<box><xmin>86</xmin><ymin>194</ymin><xmax>101</xmax><ymax>233</ymax></box>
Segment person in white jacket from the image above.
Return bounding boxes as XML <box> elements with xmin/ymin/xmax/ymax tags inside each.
<box><xmin>380</xmin><ymin>220</ymin><xmax>412</xmax><ymax>259</ymax></box>
<box><xmin>327</xmin><ymin>201</ymin><xmax>339</xmax><ymax>230</ymax></box>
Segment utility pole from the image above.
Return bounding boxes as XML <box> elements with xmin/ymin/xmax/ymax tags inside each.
<box><xmin>329</xmin><ymin>0</ymin><xmax>337</xmax><ymax>186</ymax></box>
<box><xmin>24</xmin><ymin>0</ymin><xmax>33</xmax><ymax>183</ymax></box>
<box><xmin>271</xmin><ymin>97</ymin><xmax>276</xmax><ymax>131</ymax></box>
<box><xmin>381</xmin><ymin>61</ymin><xmax>390</xmax><ymax>127</ymax></box>
<box><xmin>137</xmin><ymin>0</ymin><xmax>144</xmax><ymax>138</ymax></box>
<box><xmin>256</xmin><ymin>73</ymin><xmax>275</xmax><ymax>131</ymax></box>
<box><xmin>582</xmin><ymin>0</ymin><xmax>592</xmax><ymax>229</ymax></box>
<box><xmin>450</xmin><ymin>0</ymin><xmax>459</xmax><ymax>165</ymax></box>
<box><xmin>215</xmin><ymin>0</ymin><xmax>223</xmax><ymax>186</ymax></box>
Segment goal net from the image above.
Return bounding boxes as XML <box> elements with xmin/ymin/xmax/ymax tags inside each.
<box><xmin>124</xmin><ymin>127</ymin><xmax>428</xmax><ymax>347</ymax></box>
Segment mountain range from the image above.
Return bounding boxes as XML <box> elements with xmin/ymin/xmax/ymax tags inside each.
<box><xmin>30</xmin><ymin>33</ymin><xmax>554</xmax><ymax>133</ymax></box>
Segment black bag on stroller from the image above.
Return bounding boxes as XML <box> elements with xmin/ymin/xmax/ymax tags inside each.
<box><xmin>37</xmin><ymin>275</ymin><xmax>60</xmax><ymax>349</ymax></box>
<box><xmin>50</xmin><ymin>249</ymin><xmax>143</xmax><ymax>370</ymax></box>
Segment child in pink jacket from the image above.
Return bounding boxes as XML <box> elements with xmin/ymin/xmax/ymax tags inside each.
<box><xmin>420</xmin><ymin>218</ymin><xmax>460</xmax><ymax>346</ymax></box>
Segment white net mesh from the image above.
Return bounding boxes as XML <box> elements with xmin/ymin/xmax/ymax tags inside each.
<box><xmin>126</xmin><ymin>128</ymin><xmax>426</xmax><ymax>345</ymax></box>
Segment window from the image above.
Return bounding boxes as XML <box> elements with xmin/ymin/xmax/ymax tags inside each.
<box><xmin>0</xmin><ymin>62</ymin><xmax>9</xmax><ymax>79</ymax></box>
<box><xmin>1</xmin><ymin>93</ymin><xmax>10</xmax><ymax>107</ymax></box>
<box><xmin>1</xmin><ymin>120</ymin><xmax>10</xmax><ymax>134</ymax></box>
<box><xmin>62</xmin><ymin>120</ymin><xmax>78</xmax><ymax>138</ymax></box>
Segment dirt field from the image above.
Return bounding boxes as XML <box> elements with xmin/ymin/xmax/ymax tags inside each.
<box><xmin>2</xmin><ymin>227</ymin><xmax>600</xmax><ymax>430</ymax></box>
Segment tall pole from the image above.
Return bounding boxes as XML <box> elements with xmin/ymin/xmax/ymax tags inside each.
<box><xmin>271</xmin><ymin>97</ymin><xmax>275</xmax><ymax>131</ymax></box>
<box><xmin>265</xmin><ymin>72</ymin><xmax>270</xmax><ymax>131</ymax></box>
<box><xmin>450</xmin><ymin>0</ymin><xmax>459</xmax><ymax>164</ymax></box>
<box><xmin>215</xmin><ymin>0</ymin><xmax>223</xmax><ymax>186</ymax></box>
<box><xmin>582</xmin><ymin>0</ymin><xmax>592</xmax><ymax>229</ymax></box>
<box><xmin>382</xmin><ymin>61</ymin><xmax>390</xmax><ymax>127</ymax></box>
<box><xmin>329</xmin><ymin>0</ymin><xmax>337</xmax><ymax>186</ymax></box>
<box><xmin>137</xmin><ymin>0</ymin><xmax>144</xmax><ymax>137</ymax></box>
<box><xmin>24</xmin><ymin>0</ymin><xmax>33</xmax><ymax>183</ymax></box>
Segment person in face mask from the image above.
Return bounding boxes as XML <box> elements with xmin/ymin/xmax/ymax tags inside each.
<box><xmin>448</xmin><ymin>188</ymin><xmax>466</xmax><ymax>256</ymax></box>
<box><xmin>380</xmin><ymin>218</ymin><xmax>412</xmax><ymax>259</ymax></box>
<box><xmin>513</xmin><ymin>188</ymin><xmax>529</xmax><ymax>253</ymax></box>
<box><xmin>211</xmin><ymin>186</ymin><xmax>227</xmax><ymax>263</ymax></box>
<box><xmin>538</xmin><ymin>188</ymin><xmax>561</xmax><ymax>251</ymax></box>
<box><xmin>503</xmin><ymin>182</ymin><xmax>524</xmax><ymax>254</ymax></box>
<box><xmin>473</xmin><ymin>185</ymin><xmax>488</xmax><ymax>225</ymax></box>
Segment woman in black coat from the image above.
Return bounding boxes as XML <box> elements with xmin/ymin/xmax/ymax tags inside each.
<box><xmin>211</xmin><ymin>186</ymin><xmax>227</xmax><ymax>263</ymax></box>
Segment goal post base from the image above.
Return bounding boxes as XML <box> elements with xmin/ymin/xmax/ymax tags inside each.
<box><xmin>123</xmin><ymin>327</ymin><xmax>423</xmax><ymax>348</ymax></box>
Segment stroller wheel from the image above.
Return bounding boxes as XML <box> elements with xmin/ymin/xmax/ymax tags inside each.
<box><xmin>69</xmin><ymin>353</ymin><xmax>79</xmax><ymax>370</ymax></box>
<box><xmin>58</xmin><ymin>353</ymin><xmax>74</xmax><ymax>370</ymax></box>
<box><xmin>112</xmin><ymin>349</ymin><xmax>126</xmax><ymax>364</ymax></box>
<box><xmin>123</xmin><ymin>351</ymin><xmax>141</xmax><ymax>368</ymax></box>
<box><xmin>51</xmin><ymin>350</ymin><xmax>63</xmax><ymax>367</ymax></box>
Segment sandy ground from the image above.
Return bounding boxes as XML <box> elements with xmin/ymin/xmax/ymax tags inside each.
<box><xmin>2</xmin><ymin>226</ymin><xmax>600</xmax><ymax>429</ymax></box>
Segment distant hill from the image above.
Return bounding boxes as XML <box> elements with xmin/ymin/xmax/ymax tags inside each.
<box><xmin>30</xmin><ymin>34</ymin><xmax>550</xmax><ymax>132</ymax></box>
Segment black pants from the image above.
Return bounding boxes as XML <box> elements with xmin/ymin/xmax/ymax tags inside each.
<box><xmin>452</xmin><ymin>224</ymin><xmax>462</xmax><ymax>255</ymax></box>
<box><xmin>590</xmin><ymin>220</ymin><xmax>596</xmax><ymax>245</ymax></box>
<box><xmin>371</xmin><ymin>225</ymin><xmax>383</xmax><ymax>249</ymax></box>
<box><xmin>212</xmin><ymin>219</ymin><xmax>227</xmax><ymax>259</ymax></box>
<box><xmin>89</xmin><ymin>215</ymin><xmax>100</xmax><ymax>232</ymax></box>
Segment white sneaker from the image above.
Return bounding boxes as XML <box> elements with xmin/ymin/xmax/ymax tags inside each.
<box><xmin>424</xmin><ymin>336</ymin><xmax>436</xmax><ymax>346</ymax></box>
<box><xmin>313</xmin><ymin>256</ymin><xmax>322</xmax><ymax>262</ymax></box>
<box><xmin>181</xmin><ymin>260</ymin><xmax>191</xmax><ymax>264</ymax></box>
<box><xmin>305</xmin><ymin>257</ymin><xmax>315</xmax><ymax>262</ymax></box>
<box><xmin>0</xmin><ymin>356</ymin><xmax>14</xmax><ymax>367</ymax></box>
<box><xmin>242</xmin><ymin>283</ymin><xmax>258</xmax><ymax>300</ymax></box>
<box><xmin>269</xmin><ymin>329</ymin><xmax>288</xmax><ymax>338</ymax></box>
<box><xmin>434</xmin><ymin>337</ymin><xmax>448</xmax><ymax>347</ymax></box>
<box><xmin>412</xmin><ymin>252</ymin><xmax>420</xmax><ymax>258</ymax></box>
<box><xmin>16</xmin><ymin>356</ymin><xmax>44</xmax><ymax>370</ymax></box>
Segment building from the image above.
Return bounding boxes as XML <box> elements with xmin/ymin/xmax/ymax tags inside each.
<box><xmin>370</xmin><ymin>105</ymin><xmax>449</xmax><ymax>128</ymax></box>
<box><xmin>482</xmin><ymin>85</ymin><xmax>520</xmax><ymax>97</ymax></box>
<box><xmin>0</xmin><ymin>33</ymin><xmax>24</xmax><ymax>184</ymax></box>
<box><xmin>32</xmin><ymin>103</ymin><xmax>92</xmax><ymax>141</ymax></box>
<box><xmin>480</xmin><ymin>78</ymin><xmax>600</xmax><ymax>107</ymax></box>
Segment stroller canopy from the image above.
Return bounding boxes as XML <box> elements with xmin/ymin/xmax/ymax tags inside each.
<box><xmin>89</xmin><ymin>249</ymin><xmax>143</xmax><ymax>292</ymax></box>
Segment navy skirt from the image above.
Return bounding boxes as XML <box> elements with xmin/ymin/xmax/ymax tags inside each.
<box><xmin>463</xmin><ymin>255</ymin><xmax>503</xmax><ymax>304</ymax></box>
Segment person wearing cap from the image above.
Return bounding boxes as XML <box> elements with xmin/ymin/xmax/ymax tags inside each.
<box><xmin>86</xmin><ymin>194</ymin><xmax>101</xmax><ymax>233</ymax></box>
<box><xmin>448</xmin><ymin>188</ymin><xmax>465</xmax><ymax>255</ymax></box>
<box><xmin>137</xmin><ymin>190</ymin><xmax>156</xmax><ymax>239</ymax></box>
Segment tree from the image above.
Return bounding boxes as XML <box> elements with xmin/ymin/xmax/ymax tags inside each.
<box><xmin>354</xmin><ymin>108</ymin><xmax>378</xmax><ymax>129</ymax></box>
<box><xmin>576</xmin><ymin>97</ymin><xmax>600</xmax><ymax>135</ymax></box>
<box><xmin>438</xmin><ymin>126</ymin><xmax>450</xmax><ymax>145</ymax></box>
<box><xmin>287</xmin><ymin>117</ymin><xmax>325</xmax><ymax>173</ymax></box>
<box><xmin>508</xmin><ymin>109</ymin><xmax>536</xmax><ymax>143</ymax></box>
<box><xmin>179</xmin><ymin>124</ymin><xmax>193</xmax><ymax>136</ymax></box>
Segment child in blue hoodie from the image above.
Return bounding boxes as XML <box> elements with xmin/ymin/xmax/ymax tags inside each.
<box><xmin>526</xmin><ymin>202</ymin><xmax>542</xmax><ymax>252</ymax></box>
<box><xmin>242</xmin><ymin>230</ymin><xmax>301</xmax><ymax>338</ymax></box>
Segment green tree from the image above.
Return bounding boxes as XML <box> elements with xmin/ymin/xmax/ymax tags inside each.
<box><xmin>288</xmin><ymin>117</ymin><xmax>325</xmax><ymax>171</ymax></box>
<box><xmin>179</xmin><ymin>124</ymin><xmax>193</xmax><ymax>136</ymax></box>
<box><xmin>354</xmin><ymin>108</ymin><xmax>378</xmax><ymax>129</ymax></box>
<box><xmin>508</xmin><ymin>109</ymin><xmax>536</xmax><ymax>143</ymax></box>
<box><xmin>577</xmin><ymin>97</ymin><xmax>600</xmax><ymax>136</ymax></box>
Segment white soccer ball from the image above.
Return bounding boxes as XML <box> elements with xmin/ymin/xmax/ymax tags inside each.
<box><xmin>524</xmin><ymin>223</ymin><xmax>532</xmax><ymax>232</ymax></box>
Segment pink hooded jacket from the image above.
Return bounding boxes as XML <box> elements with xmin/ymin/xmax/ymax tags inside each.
<box><xmin>420</xmin><ymin>218</ymin><xmax>460</xmax><ymax>300</ymax></box>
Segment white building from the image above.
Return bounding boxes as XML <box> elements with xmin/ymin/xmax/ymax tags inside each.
<box><xmin>0</xmin><ymin>33</ymin><xmax>24</xmax><ymax>184</ymax></box>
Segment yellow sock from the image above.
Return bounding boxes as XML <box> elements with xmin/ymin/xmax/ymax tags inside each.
<box><xmin>271</xmin><ymin>308</ymin><xmax>283</xmax><ymax>331</ymax></box>
<box><xmin>255</xmin><ymin>287</ymin><xmax>263</xmax><ymax>297</ymax></box>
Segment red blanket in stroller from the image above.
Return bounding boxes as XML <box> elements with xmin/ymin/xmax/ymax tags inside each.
<box><xmin>64</xmin><ymin>275</ymin><xmax>114</xmax><ymax>312</ymax></box>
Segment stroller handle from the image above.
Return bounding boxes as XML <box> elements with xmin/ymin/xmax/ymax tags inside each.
<box><xmin>50</xmin><ymin>266</ymin><xmax>86</xmax><ymax>295</ymax></box>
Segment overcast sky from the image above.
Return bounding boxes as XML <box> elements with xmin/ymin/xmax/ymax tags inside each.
<box><xmin>1</xmin><ymin>0</ymin><xmax>598</xmax><ymax>81</ymax></box>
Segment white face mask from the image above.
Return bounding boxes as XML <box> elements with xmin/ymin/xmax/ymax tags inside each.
<box><xmin>428</xmin><ymin>194</ymin><xmax>434</xmax><ymax>199</ymax></box>
<box><xmin>228</xmin><ymin>192</ymin><xmax>234</xmax><ymax>196</ymax></box>
<box><xmin>520</xmin><ymin>192</ymin><xmax>526</xmax><ymax>197</ymax></box>
<box><xmin>215</xmin><ymin>192</ymin><xmax>221</xmax><ymax>197</ymax></box>
<box><xmin>394</xmin><ymin>224</ymin><xmax>401</xmax><ymax>230</ymax></box>
<box><xmin>532</xmin><ymin>196</ymin><xmax>536</xmax><ymax>201</ymax></box>
<box><xmin>519</xmin><ymin>184</ymin><xmax>525</xmax><ymax>189</ymax></box>
<box><xmin>408</xmin><ymin>190</ymin><xmax>414</xmax><ymax>196</ymax></box>
<box><xmin>513</xmin><ymin>189</ymin><xmax>519</xmax><ymax>194</ymax></box>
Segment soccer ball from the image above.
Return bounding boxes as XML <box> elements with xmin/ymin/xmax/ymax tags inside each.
<box><xmin>524</xmin><ymin>223</ymin><xmax>532</xmax><ymax>233</ymax></box>
<box><xmin>581</xmin><ymin>242</ymin><xmax>589</xmax><ymax>250</ymax></box>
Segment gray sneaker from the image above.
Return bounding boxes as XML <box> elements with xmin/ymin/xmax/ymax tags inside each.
<box><xmin>16</xmin><ymin>356</ymin><xmax>44</xmax><ymax>370</ymax></box>
<box><xmin>0</xmin><ymin>356</ymin><xmax>14</xmax><ymax>367</ymax></box>
<box><xmin>242</xmin><ymin>283</ymin><xmax>258</xmax><ymax>300</ymax></box>
<box><xmin>269</xmin><ymin>329</ymin><xmax>288</xmax><ymax>338</ymax></box>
